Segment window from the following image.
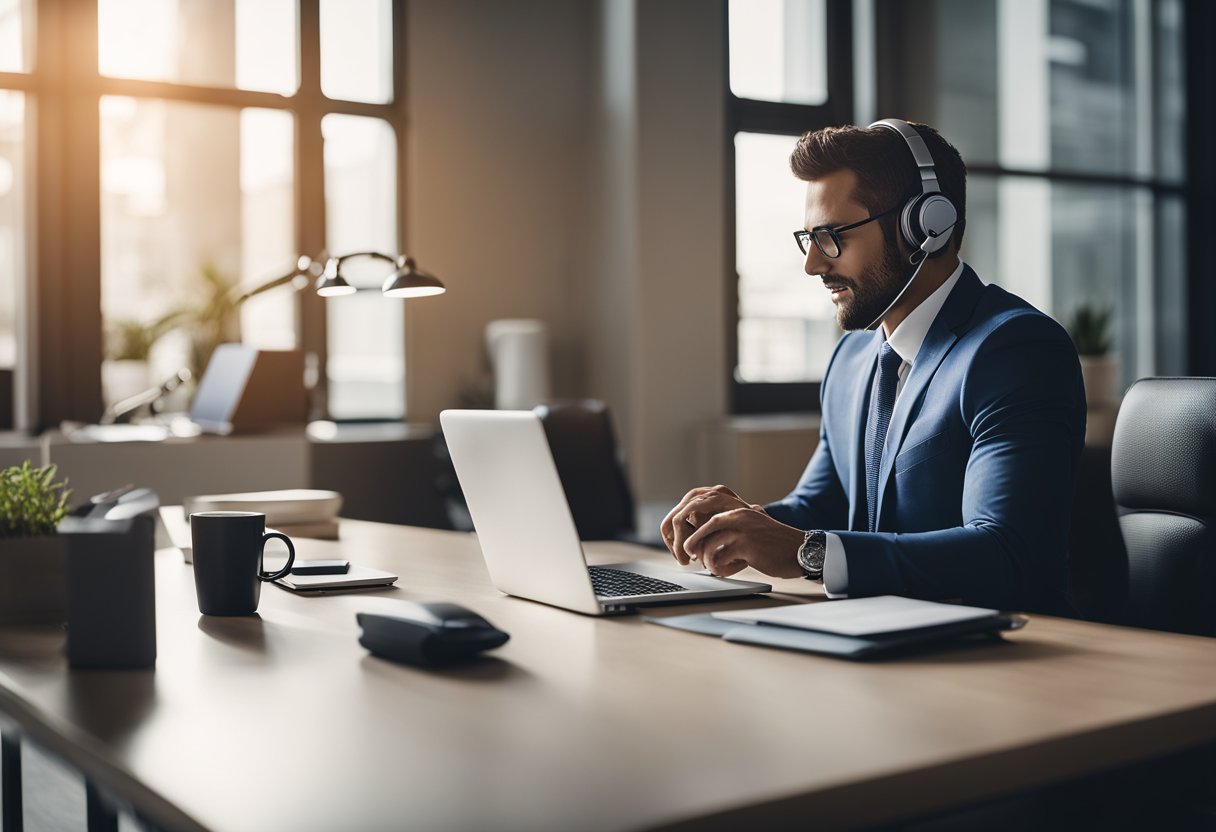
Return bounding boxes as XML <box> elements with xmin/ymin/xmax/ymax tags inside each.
<box><xmin>100</xmin><ymin>98</ymin><xmax>296</xmax><ymax>393</ymax></box>
<box><xmin>729</xmin><ymin>0</ymin><xmax>827</xmax><ymax>106</ymax></box>
<box><xmin>728</xmin><ymin>0</ymin><xmax>1190</xmax><ymax>412</ymax></box>
<box><xmin>5</xmin><ymin>0</ymin><xmax>405</xmax><ymax>428</ymax></box>
<box><xmin>322</xmin><ymin>113</ymin><xmax>401</xmax><ymax>420</ymax></box>
<box><xmin>880</xmin><ymin>0</ymin><xmax>1187</xmax><ymax>391</ymax></box>
<box><xmin>0</xmin><ymin>0</ymin><xmax>28</xmax><ymax>429</ymax></box>
<box><xmin>727</xmin><ymin>0</ymin><xmax>852</xmax><ymax>413</ymax></box>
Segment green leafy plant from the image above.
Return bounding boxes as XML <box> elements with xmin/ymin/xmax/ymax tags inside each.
<box><xmin>1065</xmin><ymin>305</ymin><xmax>1113</xmax><ymax>356</ymax></box>
<box><xmin>0</xmin><ymin>462</ymin><xmax>71</xmax><ymax>539</ymax></box>
<box><xmin>106</xmin><ymin>311</ymin><xmax>188</xmax><ymax>362</ymax></box>
<box><xmin>184</xmin><ymin>260</ymin><xmax>243</xmax><ymax>382</ymax></box>
<box><xmin>104</xmin><ymin>261</ymin><xmax>243</xmax><ymax>379</ymax></box>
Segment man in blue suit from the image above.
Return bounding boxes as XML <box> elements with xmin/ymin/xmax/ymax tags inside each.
<box><xmin>661</xmin><ymin>120</ymin><xmax>1086</xmax><ymax>614</ymax></box>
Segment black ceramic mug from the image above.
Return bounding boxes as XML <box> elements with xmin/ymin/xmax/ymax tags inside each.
<box><xmin>190</xmin><ymin>511</ymin><xmax>296</xmax><ymax>616</ymax></box>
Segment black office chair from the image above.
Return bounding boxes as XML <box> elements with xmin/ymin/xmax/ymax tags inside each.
<box><xmin>1111</xmin><ymin>377</ymin><xmax>1216</xmax><ymax>636</ymax></box>
<box><xmin>534</xmin><ymin>400</ymin><xmax>639</xmax><ymax>542</ymax></box>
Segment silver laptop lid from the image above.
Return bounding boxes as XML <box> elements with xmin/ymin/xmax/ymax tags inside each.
<box><xmin>440</xmin><ymin>410</ymin><xmax>603</xmax><ymax>615</ymax></box>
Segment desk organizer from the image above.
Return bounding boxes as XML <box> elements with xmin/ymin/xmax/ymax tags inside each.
<box><xmin>61</xmin><ymin>514</ymin><xmax>156</xmax><ymax>669</ymax></box>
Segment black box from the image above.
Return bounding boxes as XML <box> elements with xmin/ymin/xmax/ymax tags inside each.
<box><xmin>60</xmin><ymin>514</ymin><xmax>157</xmax><ymax>670</ymax></box>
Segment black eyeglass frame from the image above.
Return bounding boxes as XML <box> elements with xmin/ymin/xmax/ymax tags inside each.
<box><xmin>793</xmin><ymin>203</ymin><xmax>900</xmax><ymax>258</ymax></box>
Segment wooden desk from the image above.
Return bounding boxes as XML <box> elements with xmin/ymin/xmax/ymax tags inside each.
<box><xmin>1</xmin><ymin>521</ymin><xmax>1216</xmax><ymax>831</ymax></box>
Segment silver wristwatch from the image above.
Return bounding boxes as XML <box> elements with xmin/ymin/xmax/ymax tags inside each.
<box><xmin>797</xmin><ymin>530</ymin><xmax>827</xmax><ymax>580</ymax></box>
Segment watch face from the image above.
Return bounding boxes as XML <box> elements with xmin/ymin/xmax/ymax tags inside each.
<box><xmin>798</xmin><ymin>534</ymin><xmax>826</xmax><ymax>576</ymax></box>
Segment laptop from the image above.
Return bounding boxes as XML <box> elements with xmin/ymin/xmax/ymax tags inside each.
<box><xmin>440</xmin><ymin>410</ymin><xmax>772</xmax><ymax>615</ymax></box>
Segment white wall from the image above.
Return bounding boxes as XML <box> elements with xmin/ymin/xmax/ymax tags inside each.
<box><xmin>406</xmin><ymin>0</ymin><xmax>728</xmax><ymax>504</ymax></box>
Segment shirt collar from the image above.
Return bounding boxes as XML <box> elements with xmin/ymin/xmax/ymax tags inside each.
<box><xmin>884</xmin><ymin>259</ymin><xmax>966</xmax><ymax>366</ymax></box>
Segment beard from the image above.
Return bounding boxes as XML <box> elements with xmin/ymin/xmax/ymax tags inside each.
<box><xmin>825</xmin><ymin>242</ymin><xmax>911</xmax><ymax>331</ymax></box>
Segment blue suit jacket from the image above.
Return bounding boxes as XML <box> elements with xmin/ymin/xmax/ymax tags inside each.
<box><xmin>765</xmin><ymin>266</ymin><xmax>1086</xmax><ymax>613</ymax></box>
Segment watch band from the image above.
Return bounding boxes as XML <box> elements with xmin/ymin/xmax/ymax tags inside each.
<box><xmin>797</xmin><ymin>530</ymin><xmax>827</xmax><ymax>581</ymax></box>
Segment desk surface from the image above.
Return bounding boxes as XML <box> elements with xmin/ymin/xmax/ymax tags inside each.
<box><xmin>1</xmin><ymin>520</ymin><xmax>1216</xmax><ymax>832</ymax></box>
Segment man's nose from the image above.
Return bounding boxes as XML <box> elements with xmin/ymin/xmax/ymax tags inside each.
<box><xmin>804</xmin><ymin>242</ymin><xmax>829</xmax><ymax>277</ymax></box>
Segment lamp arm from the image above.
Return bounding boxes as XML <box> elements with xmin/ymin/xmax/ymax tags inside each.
<box><xmin>231</xmin><ymin>256</ymin><xmax>322</xmax><ymax>304</ymax></box>
<box><xmin>334</xmin><ymin>251</ymin><xmax>404</xmax><ymax>268</ymax></box>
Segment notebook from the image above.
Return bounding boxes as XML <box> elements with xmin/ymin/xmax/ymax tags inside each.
<box><xmin>274</xmin><ymin>565</ymin><xmax>398</xmax><ymax>594</ymax></box>
<box><xmin>647</xmin><ymin>596</ymin><xmax>1025</xmax><ymax>659</ymax></box>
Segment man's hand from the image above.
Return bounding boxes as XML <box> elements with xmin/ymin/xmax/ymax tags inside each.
<box><xmin>683</xmin><ymin>508</ymin><xmax>807</xmax><ymax>579</ymax></box>
<box><xmin>661</xmin><ymin>485</ymin><xmax>758</xmax><ymax>565</ymax></box>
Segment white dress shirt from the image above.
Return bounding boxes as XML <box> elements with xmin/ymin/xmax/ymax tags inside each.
<box><xmin>822</xmin><ymin>259</ymin><xmax>966</xmax><ymax>597</ymax></box>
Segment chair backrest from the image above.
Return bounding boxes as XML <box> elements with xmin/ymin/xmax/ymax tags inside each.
<box><xmin>534</xmin><ymin>400</ymin><xmax>636</xmax><ymax>541</ymax></box>
<box><xmin>1111</xmin><ymin>377</ymin><xmax>1216</xmax><ymax>636</ymax></box>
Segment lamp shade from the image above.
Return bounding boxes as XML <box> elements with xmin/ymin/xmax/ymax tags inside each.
<box><xmin>315</xmin><ymin>259</ymin><xmax>357</xmax><ymax>297</ymax></box>
<box><xmin>382</xmin><ymin>258</ymin><xmax>446</xmax><ymax>298</ymax></box>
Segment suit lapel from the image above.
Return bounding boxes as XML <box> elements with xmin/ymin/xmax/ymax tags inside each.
<box><xmin>847</xmin><ymin>334</ymin><xmax>882</xmax><ymax>531</ymax></box>
<box><xmin>874</xmin><ymin>266</ymin><xmax>985</xmax><ymax>529</ymax></box>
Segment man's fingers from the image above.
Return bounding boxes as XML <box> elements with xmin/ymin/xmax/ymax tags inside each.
<box><xmin>672</xmin><ymin>494</ymin><xmax>716</xmax><ymax>561</ymax></box>
<box><xmin>682</xmin><ymin>512</ymin><xmax>719</xmax><ymax>555</ymax></box>
<box><xmin>670</xmin><ymin>509</ymin><xmax>700</xmax><ymax>563</ymax></box>
<box><xmin>685</xmin><ymin>508</ymin><xmax>755</xmax><ymax>553</ymax></box>
<box><xmin>665</xmin><ymin>488</ymin><xmax>753</xmax><ymax>565</ymax></box>
<box><xmin>684</xmin><ymin>509</ymin><xmax>745</xmax><ymax>556</ymax></box>
<box><xmin>702</xmin><ymin>538</ymin><xmax>748</xmax><ymax>577</ymax></box>
<box><xmin>709</xmin><ymin>484</ymin><xmax>743</xmax><ymax>502</ymax></box>
<box><xmin>661</xmin><ymin>488</ymin><xmax>707</xmax><ymax>560</ymax></box>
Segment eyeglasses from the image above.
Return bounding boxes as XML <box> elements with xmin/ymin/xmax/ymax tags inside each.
<box><xmin>793</xmin><ymin>204</ymin><xmax>900</xmax><ymax>259</ymax></box>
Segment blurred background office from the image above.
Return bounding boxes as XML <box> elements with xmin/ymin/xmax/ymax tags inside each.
<box><xmin>0</xmin><ymin>0</ymin><xmax>1209</xmax><ymax>514</ymax></box>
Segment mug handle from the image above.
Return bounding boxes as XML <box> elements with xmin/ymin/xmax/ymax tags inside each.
<box><xmin>258</xmin><ymin>531</ymin><xmax>296</xmax><ymax>581</ymax></box>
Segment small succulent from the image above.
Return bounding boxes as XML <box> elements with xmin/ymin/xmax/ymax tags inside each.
<box><xmin>1065</xmin><ymin>305</ymin><xmax>1113</xmax><ymax>357</ymax></box>
<box><xmin>0</xmin><ymin>462</ymin><xmax>71</xmax><ymax>539</ymax></box>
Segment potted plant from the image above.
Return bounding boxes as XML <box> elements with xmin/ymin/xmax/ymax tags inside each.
<box><xmin>1065</xmin><ymin>304</ymin><xmax>1121</xmax><ymax>446</ymax></box>
<box><xmin>1065</xmin><ymin>304</ymin><xmax>1119</xmax><ymax>408</ymax></box>
<box><xmin>0</xmin><ymin>462</ymin><xmax>71</xmax><ymax>626</ymax></box>
<box><xmin>185</xmin><ymin>260</ymin><xmax>244</xmax><ymax>383</ymax></box>
<box><xmin>103</xmin><ymin>312</ymin><xmax>185</xmax><ymax>408</ymax></box>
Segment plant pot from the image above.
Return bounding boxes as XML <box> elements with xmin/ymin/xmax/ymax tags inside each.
<box><xmin>1080</xmin><ymin>354</ymin><xmax>1120</xmax><ymax>408</ymax></box>
<box><xmin>0</xmin><ymin>535</ymin><xmax>66</xmax><ymax>626</ymax></box>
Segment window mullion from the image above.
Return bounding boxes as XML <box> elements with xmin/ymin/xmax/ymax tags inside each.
<box><xmin>296</xmin><ymin>0</ymin><xmax>329</xmax><ymax>417</ymax></box>
<box><xmin>31</xmin><ymin>0</ymin><xmax>103</xmax><ymax>427</ymax></box>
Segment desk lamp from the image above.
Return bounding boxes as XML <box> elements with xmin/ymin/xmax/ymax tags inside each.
<box><xmin>239</xmin><ymin>252</ymin><xmax>447</xmax><ymax>301</ymax></box>
<box><xmin>318</xmin><ymin>251</ymin><xmax>446</xmax><ymax>298</ymax></box>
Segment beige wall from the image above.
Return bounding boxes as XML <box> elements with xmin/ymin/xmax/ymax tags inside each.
<box><xmin>406</xmin><ymin>0</ymin><xmax>728</xmax><ymax>504</ymax></box>
<box><xmin>405</xmin><ymin>0</ymin><xmax>595</xmax><ymax>419</ymax></box>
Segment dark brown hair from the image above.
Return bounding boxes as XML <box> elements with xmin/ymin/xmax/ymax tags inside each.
<box><xmin>789</xmin><ymin>122</ymin><xmax>967</xmax><ymax>251</ymax></box>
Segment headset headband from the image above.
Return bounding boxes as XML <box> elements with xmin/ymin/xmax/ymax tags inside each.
<box><xmin>856</xmin><ymin>118</ymin><xmax>959</xmax><ymax>330</ymax></box>
<box><xmin>869</xmin><ymin>118</ymin><xmax>941</xmax><ymax>195</ymax></box>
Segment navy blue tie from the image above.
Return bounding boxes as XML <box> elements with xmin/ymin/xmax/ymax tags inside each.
<box><xmin>865</xmin><ymin>342</ymin><xmax>902</xmax><ymax>532</ymax></box>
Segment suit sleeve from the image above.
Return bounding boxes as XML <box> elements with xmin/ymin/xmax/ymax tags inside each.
<box><xmin>832</xmin><ymin>315</ymin><xmax>1086</xmax><ymax>612</ymax></box>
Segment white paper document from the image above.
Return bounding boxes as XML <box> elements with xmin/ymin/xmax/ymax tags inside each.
<box><xmin>712</xmin><ymin>595</ymin><xmax>1000</xmax><ymax>637</ymax></box>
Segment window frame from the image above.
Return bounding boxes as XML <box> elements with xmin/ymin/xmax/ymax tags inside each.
<box><xmin>726</xmin><ymin>0</ymin><xmax>1208</xmax><ymax>415</ymax></box>
<box><xmin>7</xmin><ymin>0</ymin><xmax>409</xmax><ymax>430</ymax></box>
<box><xmin>725</xmin><ymin>0</ymin><xmax>856</xmax><ymax>415</ymax></box>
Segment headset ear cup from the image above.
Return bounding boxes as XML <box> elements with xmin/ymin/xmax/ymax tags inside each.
<box><xmin>899</xmin><ymin>195</ymin><xmax>927</xmax><ymax>249</ymax></box>
<box><xmin>916</xmin><ymin>195</ymin><xmax>958</xmax><ymax>255</ymax></box>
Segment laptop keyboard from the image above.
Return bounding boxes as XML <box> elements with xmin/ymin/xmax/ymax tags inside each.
<box><xmin>589</xmin><ymin>566</ymin><xmax>686</xmax><ymax>598</ymax></box>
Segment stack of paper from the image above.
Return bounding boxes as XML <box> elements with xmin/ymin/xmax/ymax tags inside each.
<box><xmin>183</xmin><ymin>489</ymin><xmax>343</xmax><ymax>540</ymax></box>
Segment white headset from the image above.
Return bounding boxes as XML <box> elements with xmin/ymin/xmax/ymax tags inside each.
<box><xmin>863</xmin><ymin>118</ymin><xmax>959</xmax><ymax>331</ymax></box>
<box><xmin>870</xmin><ymin>118</ymin><xmax>958</xmax><ymax>261</ymax></box>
